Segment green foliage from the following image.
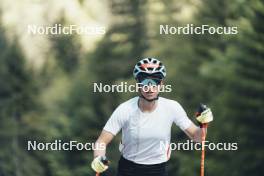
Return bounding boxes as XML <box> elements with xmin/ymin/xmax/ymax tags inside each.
<box><xmin>0</xmin><ymin>26</ymin><xmax>41</xmax><ymax>175</ymax></box>
<box><xmin>0</xmin><ymin>0</ymin><xmax>263</xmax><ymax>176</ymax></box>
<box><xmin>49</xmin><ymin>18</ymin><xmax>82</xmax><ymax>74</ymax></box>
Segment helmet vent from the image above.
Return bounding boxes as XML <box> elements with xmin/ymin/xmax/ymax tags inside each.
<box><xmin>148</xmin><ymin>68</ymin><xmax>154</xmax><ymax>71</ymax></box>
<box><xmin>133</xmin><ymin>58</ymin><xmax>166</xmax><ymax>79</ymax></box>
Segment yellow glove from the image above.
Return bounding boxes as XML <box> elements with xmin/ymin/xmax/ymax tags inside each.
<box><xmin>91</xmin><ymin>156</ymin><xmax>109</xmax><ymax>173</ymax></box>
<box><xmin>196</xmin><ymin>108</ymin><xmax>213</xmax><ymax>124</ymax></box>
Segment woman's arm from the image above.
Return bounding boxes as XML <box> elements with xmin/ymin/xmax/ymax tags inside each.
<box><xmin>93</xmin><ymin>130</ymin><xmax>115</xmax><ymax>157</ymax></box>
<box><xmin>184</xmin><ymin>123</ymin><xmax>206</xmax><ymax>142</ymax></box>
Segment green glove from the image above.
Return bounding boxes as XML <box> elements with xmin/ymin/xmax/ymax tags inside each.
<box><xmin>91</xmin><ymin>156</ymin><xmax>109</xmax><ymax>173</ymax></box>
<box><xmin>196</xmin><ymin>108</ymin><xmax>213</xmax><ymax>124</ymax></box>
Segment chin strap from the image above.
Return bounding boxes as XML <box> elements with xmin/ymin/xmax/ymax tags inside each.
<box><xmin>139</xmin><ymin>93</ymin><xmax>159</xmax><ymax>102</ymax></box>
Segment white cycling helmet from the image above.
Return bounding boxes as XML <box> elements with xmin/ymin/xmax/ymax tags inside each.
<box><xmin>133</xmin><ymin>58</ymin><xmax>166</xmax><ymax>79</ymax></box>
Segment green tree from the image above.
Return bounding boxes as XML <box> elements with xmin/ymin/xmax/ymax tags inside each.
<box><xmin>191</xmin><ymin>0</ymin><xmax>264</xmax><ymax>175</ymax></box>
<box><xmin>0</xmin><ymin>26</ymin><xmax>42</xmax><ymax>175</ymax></box>
<box><xmin>216</xmin><ymin>1</ymin><xmax>264</xmax><ymax>175</ymax></box>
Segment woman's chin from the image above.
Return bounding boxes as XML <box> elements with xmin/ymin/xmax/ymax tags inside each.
<box><xmin>145</xmin><ymin>94</ymin><xmax>157</xmax><ymax>99</ymax></box>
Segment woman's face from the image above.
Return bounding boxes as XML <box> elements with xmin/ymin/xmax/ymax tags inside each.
<box><xmin>139</xmin><ymin>78</ymin><xmax>163</xmax><ymax>101</ymax></box>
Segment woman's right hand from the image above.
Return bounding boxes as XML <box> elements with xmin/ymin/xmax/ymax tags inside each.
<box><xmin>91</xmin><ymin>156</ymin><xmax>109</xmax><ymax>173</ymax></box>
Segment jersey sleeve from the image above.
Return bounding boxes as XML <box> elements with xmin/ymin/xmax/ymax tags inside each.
<box><xmin>171</xmin><ymin>101</ymin><xmax>192</xmax><ymax>130</ymax></box>
<box><xmin>103</xmin><ymin>104</ymin><xmax>126</xmax><ymax>135</ymax></box>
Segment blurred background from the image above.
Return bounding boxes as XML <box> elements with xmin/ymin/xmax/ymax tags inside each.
<box><xmin>0</xmin><ymin>0</ymin><xmax>263</xmax><ymax>175</ymax></box>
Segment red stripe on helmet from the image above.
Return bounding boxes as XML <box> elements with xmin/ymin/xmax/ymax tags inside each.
<box><xmin>141</xmin><ymin>63</ymin><xmax>159</xmax><ymax>69</ymax></box>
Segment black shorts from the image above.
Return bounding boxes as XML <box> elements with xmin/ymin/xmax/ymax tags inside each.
<box><xmin>117</xmin><ymin>156</ymin><xmax>168</xmax><ymax>176</ymax></box>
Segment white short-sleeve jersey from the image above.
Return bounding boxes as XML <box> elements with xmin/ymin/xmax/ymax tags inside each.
<box><xmin>103</xmin><ymin>96</ymin><xmax>192</xmax><ymax>165</ymax></box>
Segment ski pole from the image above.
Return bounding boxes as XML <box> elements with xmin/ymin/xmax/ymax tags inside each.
<box><xmin>195</xmin><ymin>104</ymin><xmax>208</xmax><ymax>176</ymax></box>
<box><xmin>200</xmin><ymin>123</ymin><xmax>208</xmax><ymax>176</ymax></box>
